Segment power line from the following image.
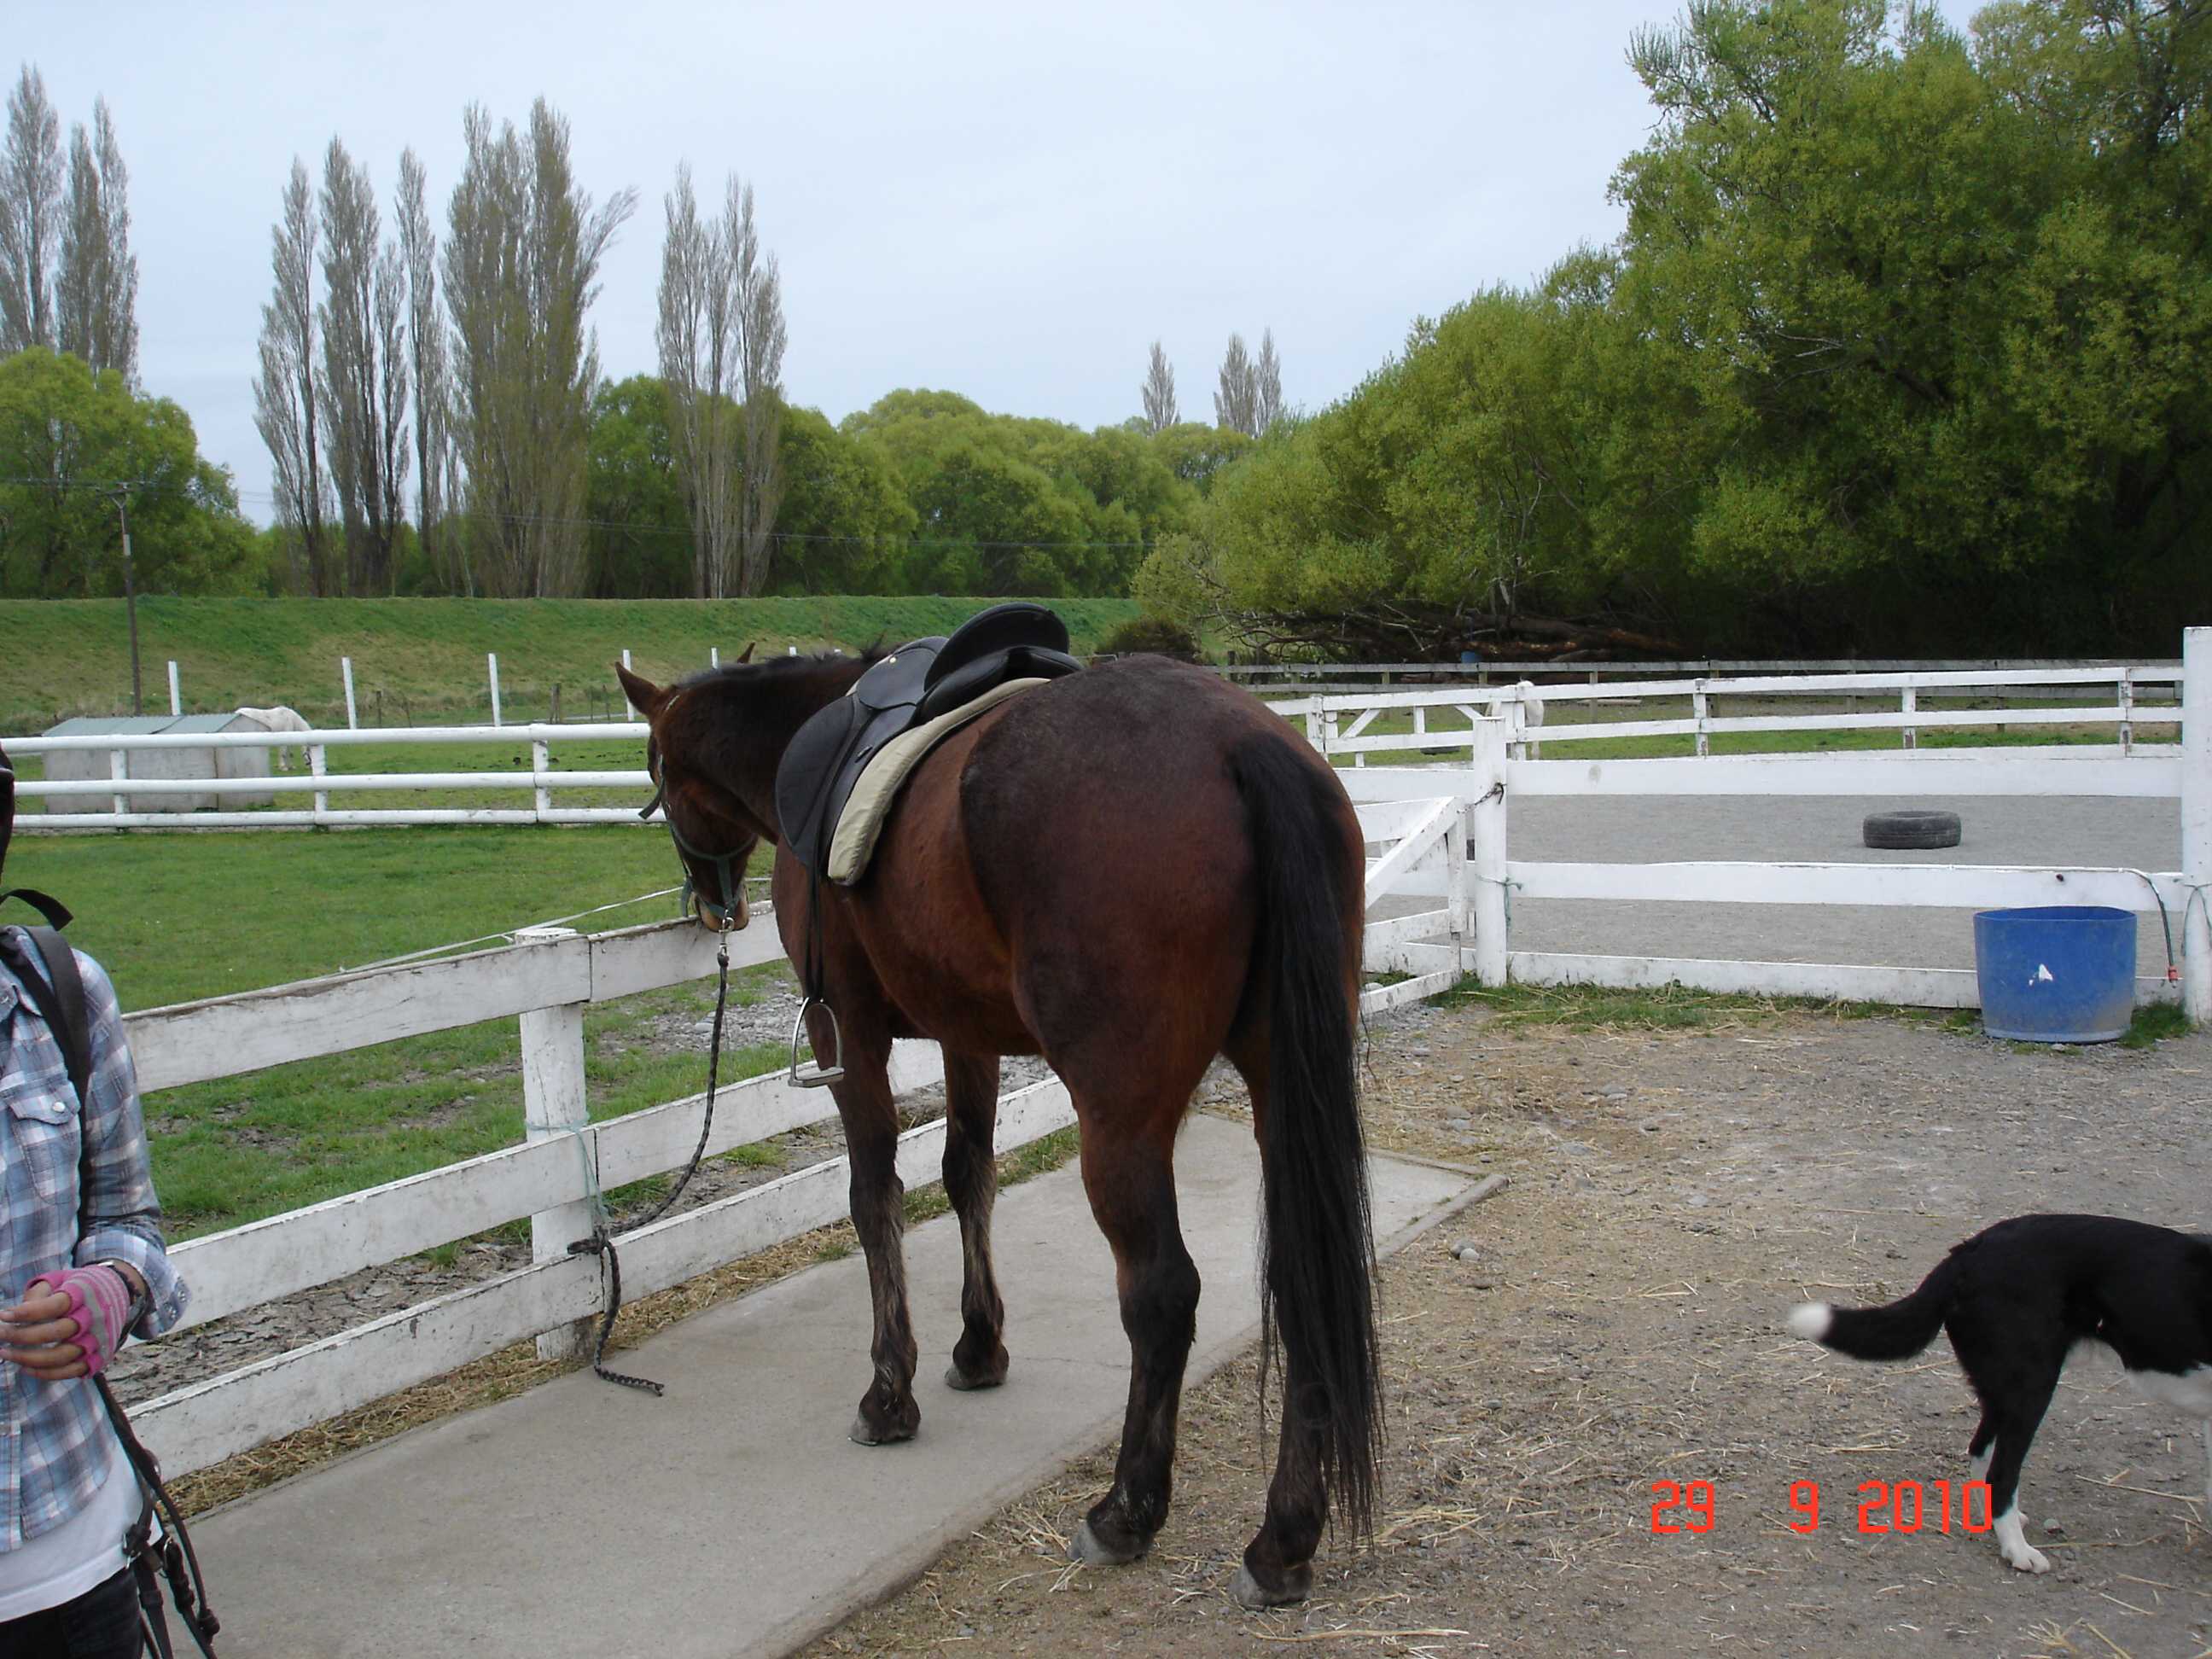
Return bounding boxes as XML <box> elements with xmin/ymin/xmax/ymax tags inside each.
<box><xmin>217</xmin><ymin>491</ymin><xmax>1156</xmax><ymax>551</ymax></box>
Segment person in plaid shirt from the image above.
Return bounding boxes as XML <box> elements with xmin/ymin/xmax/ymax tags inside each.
<box><xmin>0</xmin><ymin>744</ymin><xmax>189</xmax><ymax>1656</ymax></box>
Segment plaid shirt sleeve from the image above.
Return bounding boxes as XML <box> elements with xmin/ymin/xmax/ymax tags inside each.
<box><xmin>69</xmin><ymin>949</ymin><xmax>188</xmax><ymax>1337</ymax></box>
<box><xmin>2</xmin><ymin>934</ymin><xmax>189</xmax><ymax>1550</ymax></box>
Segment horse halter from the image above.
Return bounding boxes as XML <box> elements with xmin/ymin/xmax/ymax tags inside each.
<box><xmin>639</xmin><ymin>751</ymin><xmax>748</xmax><ymax>933</ymax></box>
<box><xmin>637</xmin><ymin>724</ymin><xmax>845</xmax><ymax>1089</ymax></box>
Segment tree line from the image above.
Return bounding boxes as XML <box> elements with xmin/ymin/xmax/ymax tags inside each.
<box><xmin>0</xmin><ymin>72</ymin><xmax>1288</xmax><ymax>606</ymax></box>
<box><xmin>1140</xmin><ymin>0</ymin><xmax>2212</xmax><ymax>660</ymax></box>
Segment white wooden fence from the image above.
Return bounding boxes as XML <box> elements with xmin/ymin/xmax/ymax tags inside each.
<box><xmin>119</xmin><ymin>800</ymin><xmax>1459</xmax><ymax>1479</ymax></box>
<box><xmin>9</xmin><ymin>658</ymin><xmax>2186</xmax><ymax>828</ymax></box>
<box><xmin>1278</xmin><ymin>664</ymin><xmax>2184</xmax><ymax>765</ymax></box>
<box><xmin>12</xmin><ymin>722</ymin><xmax>652</xmax><ymax>830</ymax></box>
<box><xmin>1334</xmin><ymin>628</ymin><xmax>2212</xmax><ymax>1028</ymax></box>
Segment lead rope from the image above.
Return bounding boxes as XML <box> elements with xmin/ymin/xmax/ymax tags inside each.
<box><xmin>566</xmin><ymin>925</ymin><xmax>735</xmax><ymax>1395</ymax></box>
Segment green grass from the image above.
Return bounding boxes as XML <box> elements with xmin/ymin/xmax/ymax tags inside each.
<box><xmin>1440</xmin><ymin>979</ymin><xmax>1918</xmax><ymax>1032</ymax></box>
<box><xmin>7</xmin><ymin>820</ymin><xmax>802</xmax><ymax>1237</ymax></box>
<box><xmin>0</xmin><ymin>595</ymin><xmax>1143</xmax><ymax>732</ymax></box>
<box><xmin>1456</xmin><ymin>982</ymin><xmax>2201</xmax><ymax>1050</ymax></box>
<box><xmin>9</xmin><ymin>824</ymin><xmax>684</xmax><ymax>1007</ymax></box>
<box><xmin>2119</xmin><ymin>1004</ymin><xmax>2193</xmax><ymax>1048</ymax></box>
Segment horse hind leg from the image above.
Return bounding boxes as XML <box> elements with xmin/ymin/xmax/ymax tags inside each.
<box><xmin>1068</xmin><ymin>1117</ymin><xmax>1201</xmax><ymax>1568</ymax></box>
<box><xmin>940</xmin><ymin>1049</ymin><xmax>1009</xmax><ymax>1391</ymax></box>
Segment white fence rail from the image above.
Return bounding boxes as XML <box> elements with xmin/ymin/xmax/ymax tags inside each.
<box><xmin>1278</xmin><ymin>664</ymin><xmax>2184</xmax><ymax>765</ymax></box>
<box><xmin>120</xmin><ymin>800</ymin><xmax>1457</xmax><ymax>1478</ymax></box>
<box><xmin>9</xmin><ymin>661</ymin><xmax>2188</xmax><ymax>827</ymax></box>
<box><xmin>12</xmin><ymin>722</ymin><xmax>654</xmax><ymax>829</ymax></box>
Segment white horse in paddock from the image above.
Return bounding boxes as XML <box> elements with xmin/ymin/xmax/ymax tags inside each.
<box><xmin>236</xmin><ymin>705</ymin><xmax>311</xmax><ymax>771</ymax></box>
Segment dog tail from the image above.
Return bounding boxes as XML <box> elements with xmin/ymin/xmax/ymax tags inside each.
<box><xmin>1786</xmin><ymin>1253</ymin><xmax>1961</xmax><ymax>1361</ymax></box>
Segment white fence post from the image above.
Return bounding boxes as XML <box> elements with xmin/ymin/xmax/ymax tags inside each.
<box><xmin>309</xmin><ymin>743</ymin><xmax>329</xmax><ymax>819</ymax></box>
<box><xmin>1467</xmin><ymin>716</ymin><xmax>1509</xmax><ymax>987</ymax></box>
<box><xmin>341</xmin><ymin>657</ymin><xmax>358</xmax><ymax>730</ymax></box>
<box><xmin>1692</xmin><ymin>680</ymin><xmax>1710</xmax><ymax>758</ymax></box>
<box><xmin>1446</xmin><ymin>808</ymin><xmax>1470</xmax><ymax>969</ymax></box>
<box><xmin>710</xmin><ymin>647</ymin><xmax>719</xmax><ymax>670</ymax></box>
<box><xmin>621</xmin><ymin>649</ymin><xmax>637</xmax><ymax>721</ymax></box>
<box><xmin>108</xmin><ymin>747</ymin><xmax>127</xmax><ymax>816</ymax></box>
<box><xmin>488</xmin><ymin>654</ymin><xmax>503</xmax><ymax>727</ymax></box>
<box><xmin>515</xmin><ymin>925</ymin><xmax>593</xmax><ymax>1361</ymax></box>
<box><xmin>2183</xmin><ymin>629</ymin><xmax>2210</xmax><ymax>1027</ymax></box>
<box><xmin>532</xmin><ymin>739</ymin><xmax>552</xmax><ymax>822</ymax></box>
<box><xmin>2117</xmin><ymin>668</ymin><xmax>2134</xmax><ymax>755</ymax></box>
<box><xmin>166</xmin><ymin>660</ymin><xmax>181</xmax><ymax>718</ymax></box>
<box><xmin>1901</xmin><ymin>679</ymin><xmax>1918</xmax><ymax>750</ymax></box>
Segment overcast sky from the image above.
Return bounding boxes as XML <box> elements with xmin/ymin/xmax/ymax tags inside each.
<box><xmin>20</xmin><ymin>0</ymin><xmax>1981</xmax><ymax>523</ymax></box>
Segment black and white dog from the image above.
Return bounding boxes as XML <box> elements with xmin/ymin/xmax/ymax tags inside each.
<box><xmin>1787</xmin><ymin>1214</ymin><xmax>2212</xmax><ymax>1573</ymax></box>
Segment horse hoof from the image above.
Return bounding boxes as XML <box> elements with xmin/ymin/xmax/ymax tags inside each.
<box><xmin>944</xmin><ymin>1362</ymin><xmax>1006</xmax><ymax>1392</ymax></box>
<box><xmin>848</xmin><ymin>1412</ymin><xmax>917</xmax><ymax>1447</ymax></box>
<box><xmin>1232</xmin><ymin>1563</ymin><xmax>1311</xmax><ymax>1609</ymax></box>
<box><xmin>1068</xmin><ymin>1520</ymin><xmax>1145</xmax><ymax>1567</ymax></box>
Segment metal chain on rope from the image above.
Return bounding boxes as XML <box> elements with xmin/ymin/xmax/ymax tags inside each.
<box><xmin>566</xmin><ymin>926</ymin><xmax>735</xmax><ymax>1395</ymax></box>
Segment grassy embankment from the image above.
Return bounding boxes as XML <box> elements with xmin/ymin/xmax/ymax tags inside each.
<box><xmin>0</xmin><ymin>595</ymin><xmax>1143</xmax><ymax>732</ymax></box>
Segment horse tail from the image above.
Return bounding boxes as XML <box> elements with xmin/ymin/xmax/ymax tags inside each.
<box><xmin>1228</xmin><ymin>736</ymin><xmax>1380</xmax><ymax>1538</ymax></box>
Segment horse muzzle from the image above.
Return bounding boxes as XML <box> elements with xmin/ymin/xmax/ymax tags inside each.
<box><xmin>697</xmin><ymin>897</ymin><xmax>749</xmax><ymax>933</ymax></box>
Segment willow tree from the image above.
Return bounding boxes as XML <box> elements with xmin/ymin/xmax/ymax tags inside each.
<box><xmin>444</xmin><ymin>99</ymin><xmax>635</xmax><ymax>596</ymax></box>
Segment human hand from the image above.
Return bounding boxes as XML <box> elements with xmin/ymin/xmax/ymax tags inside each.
<box><xmin>2</xmin><ymin>1265</ymin><xmax>135</xmax><ymax>1379</ymax></box>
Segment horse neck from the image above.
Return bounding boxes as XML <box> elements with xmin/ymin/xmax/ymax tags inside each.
<box><xmin>697</xmin><ymin>659</ymin><xmax>867</xmax><ymax>837</ymax></box>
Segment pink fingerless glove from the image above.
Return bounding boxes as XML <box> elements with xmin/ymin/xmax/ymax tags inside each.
<box><xmin>26</xmin><ymin>1265</ymin><xmax>136</xmax><ymax>1377</ymax></box>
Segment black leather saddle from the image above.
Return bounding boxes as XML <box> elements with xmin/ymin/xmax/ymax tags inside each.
<box><xmin>775</xmin><ymin>602</ymin><xmax>1082</xmax><ymax>877</ymax></box>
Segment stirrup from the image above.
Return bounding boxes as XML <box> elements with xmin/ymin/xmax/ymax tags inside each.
<box><xmin>788</xmin><ymin>998</ymin><xmax>846</xmax><ymax>1087</ymax></box>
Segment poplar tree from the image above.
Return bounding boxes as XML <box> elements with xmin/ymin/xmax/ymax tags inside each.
<box><xmin>253</xmin><ymin>160</ymin><xmax>334</xmax><ymax>593</ymax></box>
<box><xmin>445</xmin><ymin>99</ymin><xmax>634</xmax><ymax>596</ymax></box>
<box><xmin>1141</xmin><ymin>341</ymin><xmax>1178</xmax><ymax>434</ymax></box>
<box><xmin>56</xmin><ymin>101</ymin><xmax>138</xmax><ymax>384</ymax></box>
<box><xmin>0</xmin><ymin>66</ymin><xmax>61</xmax><ymax>354</ymax></box>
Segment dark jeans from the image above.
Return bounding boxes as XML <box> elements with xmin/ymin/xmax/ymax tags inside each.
<box><xmin>0</xmin><ymin>1565</ymin><xmax>147</xmax><ymax>1658</ymax></box>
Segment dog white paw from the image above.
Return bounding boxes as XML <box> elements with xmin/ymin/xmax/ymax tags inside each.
<box><xmin>2001</xmin><ymin>1542</ymin><xmax>2052</xmax><ymax>1574</ymax></box>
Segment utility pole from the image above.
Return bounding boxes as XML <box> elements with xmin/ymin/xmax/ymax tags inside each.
<box><xmin>111</xmin><ymin>485</ymin><xmax>142</xmax><ymax>715</ymax></box>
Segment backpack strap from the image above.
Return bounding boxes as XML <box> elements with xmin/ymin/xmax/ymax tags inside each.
<box><xmin>1</xmin><ymin>923</ymin><xmax>92</xmax><ymax>1111</ymax></box>
<box><xmin>1</xmin><ymin>886</ymin><xmax>75</xmax><ymax>929</ymax></box>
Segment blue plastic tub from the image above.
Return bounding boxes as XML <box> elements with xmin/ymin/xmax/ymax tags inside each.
<box><xmin>1972</xmin><ymin>905</ymin><xmax>2137</xmax><ymax>1043</ymax></box>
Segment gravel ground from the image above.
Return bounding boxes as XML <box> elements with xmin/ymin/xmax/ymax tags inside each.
<box><xmin>806</xmin><ymin>995</ymin><xmax>2212</xmax><ymax>1659</ymax></box>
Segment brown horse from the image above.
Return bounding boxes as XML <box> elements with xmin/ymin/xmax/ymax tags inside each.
<box><xmin>614</xmin><ymin>650</ymin><xmax>1379</xmax><ymax>1607</ymax></box>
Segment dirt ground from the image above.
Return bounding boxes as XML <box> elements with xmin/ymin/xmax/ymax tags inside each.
<box><xmin>804</xmin><ymin>998</ymin><xmax>2212</xmax><ymax>1659</ymax></box>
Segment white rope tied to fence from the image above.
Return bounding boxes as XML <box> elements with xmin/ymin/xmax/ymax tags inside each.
<box><xmin>344</xmin><ymin>886</ymin><xmax>688</xmax><ymax>974</ymax></box>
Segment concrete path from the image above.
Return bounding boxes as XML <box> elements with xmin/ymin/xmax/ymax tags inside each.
<box><xmin>191</xmin><ymin>1116</ymin><xmax>1470</xmax><ymax>1659</ymax></box>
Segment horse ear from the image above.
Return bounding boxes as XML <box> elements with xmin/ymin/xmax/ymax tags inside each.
<box><xmin>615</xmin><ymin>662</ymin><xmax>671</xmax><ymax>716</ymax></box>
<box><xmin>736</xmin><ymin>642</ymin><xmax>755</xmax><ymax>664</ymax></box>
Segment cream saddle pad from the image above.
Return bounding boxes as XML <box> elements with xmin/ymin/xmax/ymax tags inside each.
<box><xmin>824</xmin><ymin>678</ymin><xmax>1045</xmax><ymax>884</ymax></box>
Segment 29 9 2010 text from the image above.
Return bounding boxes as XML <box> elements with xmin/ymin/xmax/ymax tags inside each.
<box><xmin>1650</xmin><ymin>1479</ymin><xmax>1995</xmax><ymax>1535</ymax></box>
